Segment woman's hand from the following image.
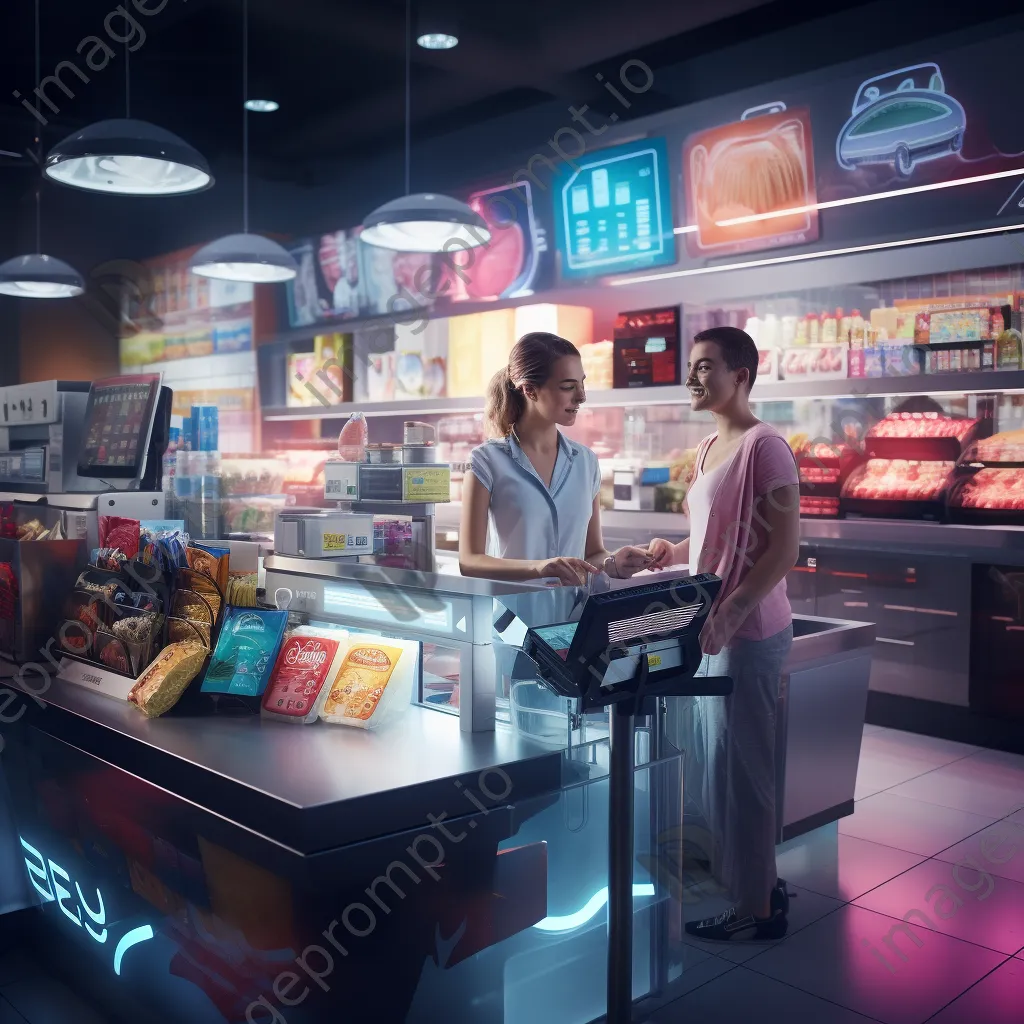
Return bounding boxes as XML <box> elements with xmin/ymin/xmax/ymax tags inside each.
<box><xmin>647</xmin><ymin>538</ymin><xmax>677</xmax><ymax>568</ymax></box>
<box><xmin>532</xmin><ymin>557</ymin><xmax>599</xmax><ymax>587</ymax></box>
<box><xmin>699</xmin><ymin>595</ymin><xmax>750</xmax><ymax>655</ymax></box>
<box><xmin>611</xmin><ymin>546</ymin><xmax>655</xmax><ymax>578</ymax></box>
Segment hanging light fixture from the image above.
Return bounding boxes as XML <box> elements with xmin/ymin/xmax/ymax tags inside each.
<box><xmin>416</xmin><ymin>0</ymin><xmax>459</xmax><ymax>50</ymax></box>
<box><xmin>44</xmin><ymin>39</ymin><xmax>210</xmax><ymax>196</ymax></box>
<box><xmin>361</xmin><ymin>0</ymin><xmax>488</xmax><ymax>253</ymax></box>
<box><xmin>0</xmin><ymin>0</ymin><xmax>83</xmax><ymax>299</ymax></box>
<box><xmin>190</xmin><ymin>0</ymin><xmax>296</xmax><ymax>283</ymax></box>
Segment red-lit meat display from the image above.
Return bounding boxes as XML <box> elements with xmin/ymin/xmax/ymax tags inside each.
<box><xmin>865</xmin><ymin>412</ymin><xmax>988</xmax><ymax>462</ymax></box>
<box><xmin>791</xmin><ymin>439</ymin><xmax>862</xmax><ymax>517</ymax></box>
<box><xmin>954</xmin><ymin>469</ymin><xmax>1024</xmax><ymax>510</ymax></box>
<box><xmin>841</xmin><ymin>459</ymin><xmax>954</xmax><ymax>519</ymax></box>
<box><xmin>867</xmin><ymin>412</ymin><xmax>978</xmax><ymax>441</ymax></box>
<box><xmin>844</xmin><ymin>460</ymin><xmax>953</xmax><ymax>500</ymax></box>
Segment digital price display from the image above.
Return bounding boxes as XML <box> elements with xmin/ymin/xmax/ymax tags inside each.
<box><xmin>77</xmin><ymin>374</ymin><xmax>161</xmax><ymax>479</ymax></box>
<box><xmin>554</xmin><ymin>137</ymin><xmax>676</xmax><ymax>279</ymax></box>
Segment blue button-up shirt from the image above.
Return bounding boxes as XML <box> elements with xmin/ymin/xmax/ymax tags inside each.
<box><xmin>469</xmin><ymin>432</ymin><xmax>602</xmax><ymax>561</ymax></box>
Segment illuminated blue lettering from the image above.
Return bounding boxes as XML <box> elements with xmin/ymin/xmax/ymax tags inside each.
<box><xmin>19</xmin><ymin>838</ymin><xmax>54</xmax><ymax>903</ymax></box>
<box><xmin>48</xmin><ymin>860</ymin><xmax>82</xmax><ymax>929</ymax></box>
<box><xmin>114</xmin><ymin>925</ymin><xmax>154</xmax><ymax>975</ymax></box>
<box><xmin>76</xmin><ymin>882</ymin><xmax>107</xmax><ymax>944</ymax></box>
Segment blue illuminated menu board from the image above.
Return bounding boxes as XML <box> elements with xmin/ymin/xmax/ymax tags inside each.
<box><xmin>554</xmin><ymin>137</ymin><xmax>676</xmax><ymax>279</ymax></box>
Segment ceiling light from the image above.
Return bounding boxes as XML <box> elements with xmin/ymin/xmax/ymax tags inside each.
<box><xmin>362</xmin><ymin>0</ymin><xmax>486</xmax><ymax>253</ymax></box>
<box><xmin>244</xmin><ymin>99</ymin><xmax>279</xmax><ymax>113</ymax></box>
<box><xmin>417</xmin><ymin>32</ymin><xmax>458</xmax><ymax>49</ymax></box>
<box><xmin>190</xmin><ymin>232</ymin><xmax>297</xmax><ymax>282</ymax></box>
<box><xmin>189</xmin><ymin>0</ymin><xmax>295</xmax><ymax>284</ymax></box>
<box><xmin>0</xmin><ymin>0</ymin><xmax>84</xmax><ymax>299</ymax></box>
<box><xmin>362</xmin><ymin>192</ymin><xmax>490</xmax><ymax>252</ymax></box>
<box><xmin>45</xmin><ymin>118</ymin><xmax>212</xmax><ymax>196</ymax></box>
<box><xmin>0</xmin><ymin>254</ymin><xmax>84</xmax><ymax>298</ymax></box>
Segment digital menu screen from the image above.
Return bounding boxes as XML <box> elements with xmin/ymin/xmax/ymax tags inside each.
<box><xmin>77</xmin><ymin>374</ymin><xmax>161</xmax><ymax>478</ymax></box>
<box><xmin>554</xmin><ymin>136</ymin><xmax>676</xmax><ymax>279</ymax></box>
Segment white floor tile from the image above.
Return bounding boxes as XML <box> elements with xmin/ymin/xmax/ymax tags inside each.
<box><xmin>888</xmin><ymin>754</ymin><xmax>1024</xmax><ymax>820</ymax></box>
<box><xmin>838</xmin><ymin>792</ymin><xmax>995</xmax><ymax>858</ymax></box>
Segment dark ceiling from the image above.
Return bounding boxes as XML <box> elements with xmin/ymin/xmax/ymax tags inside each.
<box><xmin>0</xmin><ymin>0</ymin><xmax>863</xmax><ymax>186</ymax></box>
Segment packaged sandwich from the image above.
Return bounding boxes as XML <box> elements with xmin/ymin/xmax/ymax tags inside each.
<box><xmin>201</xmin><ymin>608</ymin><xmax>287</xmax><ymax>697</ymax></box>
<box><xmin>319</xmin><ymin>637</ymin><xmax>417</xmax><ymax>730</ymax></box>
<box><xmin>129</xmin><ymin>641</ymin><xmax>208</xmax><ymax>718</ymax></box>
<box><xmin>261</xmin><ymin>627</ymin><xmax>349</xmax><ymax>724</ymax></box>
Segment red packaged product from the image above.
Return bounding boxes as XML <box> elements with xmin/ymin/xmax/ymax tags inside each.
<box><xmin>99</xmin><ymin>516</ymin><xmax>140</xmax><ymax>558</ymax></box>
<box><xmin>261</xmin><ymin>630</ymin><xmax>346</xmax><ymax>723</ymax></box>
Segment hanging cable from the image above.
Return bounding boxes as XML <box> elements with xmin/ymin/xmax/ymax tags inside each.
<box><xmin>125</xmin><ymin>38</ymin><xmax>130</xmax><ymax>118</ymax></box>
<box><xmin>242</xmin><ymin>0</ymin><xmax>250</xmax><ymax>233</ymax></box>
<box><xmin>33</xmin><ymin>0</ymin><xmax>41</xmax><ymax>251</ymax></box>
<box><xmin>404</xmin><ymin>0</ymin><xmax>411</xmax><ymax>196</ymax></box>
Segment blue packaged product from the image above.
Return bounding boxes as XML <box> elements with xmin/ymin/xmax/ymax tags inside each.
<box><xmin>201</xmin><ymin>608</ymin><xmax>287</xmax><ymax>697</ymax></box>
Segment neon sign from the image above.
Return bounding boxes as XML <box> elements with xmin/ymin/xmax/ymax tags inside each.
<box><xmin>20</xmin><ymin>837</ymin><xmax>154</xmax><ymax>975</ymax></box>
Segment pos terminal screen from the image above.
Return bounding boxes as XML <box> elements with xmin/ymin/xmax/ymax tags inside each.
<box><xmin>77</xmin><ymin>374</ymin><xmax>161</xmax><ymax>478</ymax></box>
<box><xmin>532</xmin><ymin>622</ymin><xmax>579</xmax><ymax>660</ymax></box>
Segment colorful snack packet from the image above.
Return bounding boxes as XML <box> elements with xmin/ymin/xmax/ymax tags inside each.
<box><xmin>99</xmin><ymin>516</ymin><xmax>140</xmax><ymax>559</ymax></box>
<box><xmin>201</xmin><ymin>608</ymin><xmax>287</xmax><ymax>697</ymax></box>
<box><xmin>261</xmin><ymin>627</ymin><xmax>348</xmax><ymax>724</ymax></box>
<box><xmin>186</xmin><ymin>544</ymin><xmax>230</xmax><ymax>593</ymax></box>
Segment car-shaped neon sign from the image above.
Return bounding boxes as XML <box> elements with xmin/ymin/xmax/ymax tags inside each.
<box><xmin>836</xmin><ymin>63</ymin><xmax>966</xmax><ymax>177</ymax></box>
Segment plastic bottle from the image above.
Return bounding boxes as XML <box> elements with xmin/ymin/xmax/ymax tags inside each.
<box><xmin>807</xmin><ymin>314</ymin><xmax>820</xmax><ymax>346</ymax></box>
<box><xmin>821</xmin><ymin>311</ymin><xmax>838</xmax><ymax>345</ymax></box>
<box><xmin>850</xmin><ymin>310</ymin><xmax>865</xmax><ymax>349</ymax></box>
<box><xmin>338</xmin><ymin>411</ymin><xmax>368</xmax><ymax>463</ymax></box>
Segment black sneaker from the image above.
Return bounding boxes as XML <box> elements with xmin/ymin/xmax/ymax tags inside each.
<box><xmin>685</xmin><ymin>905</ymin><xmax>788</xmax><ymax>942</ymax></box>
<box><xmin>774</xmin><ymin>877</ymin><xmax>793</xmax><ymax>916</ymax></box>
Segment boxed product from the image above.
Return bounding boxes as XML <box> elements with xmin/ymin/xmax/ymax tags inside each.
<box><xmin>780</xmin><ymin>345</ymin><xmax>848</xmax><ymax>381</ymax></box>
<box><xmin>849</xmin><ymin>347</ymin><xmax>884</xmax><ymax>379</ymax></box>
<box><xmin>579</xmin><ymin>340</ymin><xmax>614</xmax><ymax>391</ymax></box>
<box><xmin>201</xmin><ymin>608</ymin><xmax>288</xmax><ymax>697</ymax></box>
<box><xmin>755</xmin><ymin>347</ymin><xmax>779</xmax><ymax>384</ymax></box>
<box><xmin>880</xmin><ymin>343</ymin><xmax>921</xmax><ymax>377</ymax></box>
<box><xmin>287</xmin><ymin>353</ymin><xmax>319</xmax><ymax>407</ymax></box>
<box><xmin>319</xmin><ymin>636</ymin><xmax>418</xmax><ymax>730</ymax></box>
<box><xmin>261</xmin><ymin>626</ymin><xmax>349</xmax><ymax>724</ymax></box>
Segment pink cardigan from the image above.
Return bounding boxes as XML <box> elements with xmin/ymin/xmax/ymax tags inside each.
<box><xmin>683</xmin><ymin>422</ymin><xmax>798</xmax><ymax>641</ymax></box>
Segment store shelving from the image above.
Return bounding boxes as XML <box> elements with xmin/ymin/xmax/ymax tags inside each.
<box><xmin>262</xmin><ymin>368</ymin><xmax>1024</xmax><ymax>421</ymax></box>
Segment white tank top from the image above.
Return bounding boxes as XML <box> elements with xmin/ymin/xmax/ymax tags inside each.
<box><xmin>687</xmin><ymin>444</ymin><xmax>739</xmax><ymax>576</ymax></box>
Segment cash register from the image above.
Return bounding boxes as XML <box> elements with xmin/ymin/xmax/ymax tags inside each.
<box><xmin>522</xmin><ymin>570</ymin><xmax>732</xmax><ymax>1024</ymax></box>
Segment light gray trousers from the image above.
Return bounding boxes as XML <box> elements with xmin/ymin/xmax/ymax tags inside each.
<box><xmin>674</xmin><ymin>624</ymin><xmax>793</xmax><ymax>913</ymax></box>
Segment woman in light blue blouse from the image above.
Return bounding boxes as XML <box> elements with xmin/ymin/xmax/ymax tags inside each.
<box><xmin>460</xmin><ymin>332</ymin><xmax>651</xmax><ymax>586</ymax></box>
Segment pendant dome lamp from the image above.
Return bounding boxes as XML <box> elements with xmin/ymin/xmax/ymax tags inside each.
<box><xmin>190</xmin><ymin>0</ymin><xmax>296</xmax><ymax>283</ymax></box>
<box><xmin>360</xmin><ymin>0</ymin><xmax>489</xmax><ymax>253</ymax></box>
<box><xmin>0</xmin><ymin>0</ymin><xmax>83</xmax><ymax>299</ymax></box>
<box><xmin>43</xmin><ymin>31</ymin><xmax>210</xmax><ymax>196</ymax></box>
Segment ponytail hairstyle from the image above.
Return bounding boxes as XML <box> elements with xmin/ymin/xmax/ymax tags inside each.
<box><xmin>484</xmin><ymin>332</ymin><xmax>581</xmax><ymax>438</ymax></box>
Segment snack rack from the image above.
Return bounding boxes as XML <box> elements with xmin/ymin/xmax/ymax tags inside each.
<box><xmin>57</xmin><ymin>553</ymin><xmax>225</xmax><ymax>707</ymax></box>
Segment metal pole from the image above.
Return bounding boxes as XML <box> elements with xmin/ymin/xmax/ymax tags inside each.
<box><xmin>649</xmin><ymin>697</ymin><xmax>670</xmax><ymax>995</ymax></box>
<box><xmin>607</xmin><ymin>702</ymin><xmax>635</xmax><ymax>1024</ymax></box>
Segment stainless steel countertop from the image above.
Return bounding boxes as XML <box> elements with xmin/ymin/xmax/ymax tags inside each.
<box><xmin>11</xmin><ymin>675</ymin><xmax>562</xmax><ymax>855</ymax></box>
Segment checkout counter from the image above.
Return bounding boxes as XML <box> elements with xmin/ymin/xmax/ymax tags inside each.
<box><xmin>1</xmin><ymin>548</ymin><xmax>875</xmax><ymax>1024</ymax></box>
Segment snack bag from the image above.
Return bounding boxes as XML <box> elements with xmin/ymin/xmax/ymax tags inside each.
<box><xmin>201</xmin><ymin>609</ymin><xmax>287</xmax><ymax>697</ymax></box>
<box><xmin>261</xmin><ymin>627</ymin><xmax>349</xmax><ymax>724</ymax></box>
<box><xmin>186</xmin><ymin>544</ymin><xmax>230</xmax><ymax>593</ymax></box>
<box><xmin>319</xmin><ymin>638</ymin><xmax>417</xmax><ymax>730</ymax></box>
<box><xmin>128</xmin><ymin>641</ymin><xmax>208</xmax><ymax>718</ymax></box>
<box><xmin>99</xmin><ymin>516</ymin><xmax>141</xmax><ymax>558</ymax></box>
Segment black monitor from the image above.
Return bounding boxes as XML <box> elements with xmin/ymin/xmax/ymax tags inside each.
<box><xmin>524</xmin><ymin>572</ymin><xmax>723</xmax><ymax>709</ymax></box>
<box><xmin>77</xmin><ymin>374</ymin><xmax>163</xmax><ymax>480</ymax></box>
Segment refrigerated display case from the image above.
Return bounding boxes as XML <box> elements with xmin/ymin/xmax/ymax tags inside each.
<box><xmin>948</xmin><ymin>429</ymin><xmax>1024</xmax><ymax>522</ymax></box>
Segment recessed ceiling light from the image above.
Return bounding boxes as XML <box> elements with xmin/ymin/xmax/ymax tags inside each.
<box><xmin>417</xmin><ymin>32</ymin><xmax>458</xmax><ymax>49</ymax></box>
<box><xmin>244</xmin><ymin>99</ymin><xmax>279</xmax><ymax>113</ymax></box>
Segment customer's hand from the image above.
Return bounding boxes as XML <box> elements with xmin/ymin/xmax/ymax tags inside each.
<box><xmin>699</xmin><ymin>595</ymin><xmax>750</xmax><ymax>655</ymax></box>
<box><xmin>611</xmin><ymin>546</ymin><xmax>655</xmax><ymax>578</ymax></box>
<box><xmin>532</xmin><ymin>557</ymin><xmax>599</xmax><ymax>587</ymax></box>
<box><xmin>646</xmin><ymin>538</ymin><xmax>677</xmax><ymax>568</ymax></box>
